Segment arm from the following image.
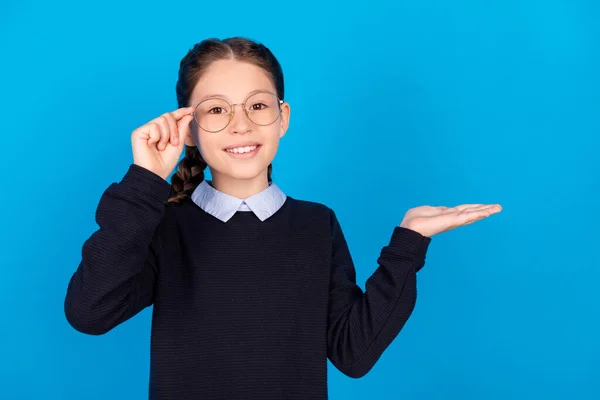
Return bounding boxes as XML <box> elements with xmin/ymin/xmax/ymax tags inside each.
<box><xmin>64</xmin><ymin>164</ymin><xmax>172</xmax><ymax>335</ymax></box>
<box><xmin>326</xmin><ymin>210</ymin><xmax>432</xmax><ymax>378</ymax></box>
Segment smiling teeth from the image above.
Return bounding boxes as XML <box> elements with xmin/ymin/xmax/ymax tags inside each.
<box><xmin>226</xmin><ymin>145</ymin><xmax>257</xmax><ymax>154</ymax></box>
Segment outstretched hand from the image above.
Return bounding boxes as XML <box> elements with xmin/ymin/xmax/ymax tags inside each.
<box><xmin>400</xmin><ymin>204</ymin><xmax>502</xmax><ymax>237</ymax></box>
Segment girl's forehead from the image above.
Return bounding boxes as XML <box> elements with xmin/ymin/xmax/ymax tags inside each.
<box><xmin>191</xmin><ymin>60</ymin><xmax>275</xmax><ymax>100</ymax></box>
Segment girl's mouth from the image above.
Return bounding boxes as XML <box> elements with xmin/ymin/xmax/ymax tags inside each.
<box><xmin>223</xmin><ymin>144</ymin><xmax>261</xmax><ymax>159</ymax></box>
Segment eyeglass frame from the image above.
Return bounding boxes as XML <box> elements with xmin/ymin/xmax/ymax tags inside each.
<box><xmin>190</xmin><ymin>90</ymin><xmax>284</xmax><ymax>133</ymax></box>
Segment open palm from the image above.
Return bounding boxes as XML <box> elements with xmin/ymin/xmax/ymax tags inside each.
<box><xmin>400</xmin><ymin>204</ymin><xmax>502</xmax><ymax>237</ymax></box>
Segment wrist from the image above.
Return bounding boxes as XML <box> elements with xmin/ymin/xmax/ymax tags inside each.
<box><xmin>133</xmin><ymin>161</ymin><xmax>170</xmax><ymax>182</ymax></box>
<box><xmin>399</xmin><ymin>221</ymin><xmax>429</xmax><ymax>238</ymax></box>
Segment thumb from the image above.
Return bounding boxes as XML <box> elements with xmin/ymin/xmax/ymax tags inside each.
<box><xmin>177</xmin><ymin>114</ymin><xmax>194</xmax><ymax>146</ymax></box>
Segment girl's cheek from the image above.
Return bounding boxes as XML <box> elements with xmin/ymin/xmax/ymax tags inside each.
<box><xmin>199</xmin><ymin>139</ymin><xmax>225</xmax><ymax>164</ymax></box>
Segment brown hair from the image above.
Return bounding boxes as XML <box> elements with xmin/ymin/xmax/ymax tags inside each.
<box><xmin>167</xmin><ymin>37</ymin><xmax>285</xmax><ymax>204</ymax></box>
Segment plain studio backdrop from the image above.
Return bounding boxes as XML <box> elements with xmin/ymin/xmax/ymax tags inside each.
<box><xmin>1</xmin><ymin>0</ymin><xmax>598</xmax><ymax>399</ymax></box>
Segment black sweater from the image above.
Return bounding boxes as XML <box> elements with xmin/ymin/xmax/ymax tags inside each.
<box><xmin>64</xmin><ymin>164</ymin><xmax>432</xmax><ymax>399</ymax></box>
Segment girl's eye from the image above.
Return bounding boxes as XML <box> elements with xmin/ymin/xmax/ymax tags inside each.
<box><xmin>208</xmin><ymin>107</ymin><xmax>225</xmax><ymax>114</ymax></box>
<box><xmin>250</xmin><ymin>103</ymin><xmax>268</xmax><ymax>111</ymax></box>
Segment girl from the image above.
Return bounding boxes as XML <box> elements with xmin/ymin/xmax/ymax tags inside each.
<box><xmin>64</xmin><ymin>37</ymin><xmax>501</xmax><ymax>399</ymax></box>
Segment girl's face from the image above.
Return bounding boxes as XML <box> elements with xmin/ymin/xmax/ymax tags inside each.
<box><xmin>185</xmin><ymin>59</ymin><xmax>290</xmax><ymax>183</ymax></box>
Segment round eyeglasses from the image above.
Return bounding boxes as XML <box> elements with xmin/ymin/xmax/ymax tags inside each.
<box><xmin>191</xmin><ymin>91</ymin><xmax>284</xmax><ymax>133</ymax></box>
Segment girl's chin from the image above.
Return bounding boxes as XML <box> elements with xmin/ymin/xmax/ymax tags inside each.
<box><xmin>211</xmin><ymin>165</ymin><xmax>271</xmax><ymax>181</ymax></box>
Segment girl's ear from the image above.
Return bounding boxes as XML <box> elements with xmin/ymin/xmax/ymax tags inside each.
<box><xmin>184</xmin><ymin>133</ymin><xmax>196</xmax><ymax>146</ymax></box>
<box><xmin>279</xmin><ymin>102</ymin><xmax>290</xmax><ymax>138</ymax></box>
<box><xmin>185</xmin><ymin>122</ymin><xmax>198</xmax><ymax>146</ymax></box>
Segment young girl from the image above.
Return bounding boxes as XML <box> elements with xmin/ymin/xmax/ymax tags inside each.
<box><xmin>64</xmin><ymin>37</ymin><xmax>501</xmax><ymax>399</ymax></box>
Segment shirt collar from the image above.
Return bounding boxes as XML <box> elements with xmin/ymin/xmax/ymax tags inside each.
<box><xmin>190</xmin><ymin>180</ymin><xmax>286</xmax><ymax>223</ymax></box>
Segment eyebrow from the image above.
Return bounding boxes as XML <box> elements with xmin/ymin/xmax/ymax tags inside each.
<box><xmin>198</xmin><ymin>89</ymin><xmax>275</xmax><ymax>103</ymax></box>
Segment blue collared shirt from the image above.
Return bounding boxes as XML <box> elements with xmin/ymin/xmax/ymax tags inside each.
<box><xmin>190</xmin><ymin>180</ymin><xmax>287</xmax><ymax>222</ymax></box>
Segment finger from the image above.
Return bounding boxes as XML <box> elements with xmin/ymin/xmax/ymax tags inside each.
<box><xmin>459</xmin><ymin>204</ymin><xmax>502</xmax><ymax>215</ymax></box>
<box><xmin>451</xmin><ymin>204</ymin><xmax>484</xmax><ymax>212</ymax></box>
<box><xmin>154</xmin><ymin>116</ymin><xmax>171</xmax><ymax>151</ymax></box>
<box><xmin>146</xmin><ymin>123</ymin><xmax>161</xmax><ymax>147</ymax></box>
<box><xmin>478</xmin><ymin>204</ymin><xmax>502</xmax><ymax>213</ymax></box>
<box><xmin>456</xmin><ymin>204</ymin><xmax>502</xmax><ymax>212</ymax></box>
<box><xmin>456</xmin><ymin>208</ymin><xmax>496</xmax><ymax>225</ymax></box>
<box><xmin>417</xmin><ymin>206</ymin><xmax>475</xmax><ymax>217</ymax></box>
<box><xmin>162</xmin><ymin>113</ymin><xmax>179</xmax><ymax>146</ymax></box>
<box><xmin>443</xmin><ymin>205</ymin><xmax>498</xmax><ymax>218</ymax></box>
<box><xmin>428</xmin><ymin>206</ymin><xmax>481</xmax><ymax>216</ymax></box>
<box><xmin>171</xmin><ymin>106</ymin><xmax>195</xmax><ymax>121</ymax></box>
<box><xmin>467</xmin><ymin>211</ymin><xmax>491</xmax><ymax>224</ymax></box>
<box><xmin>464</xmin><ymin>214</ymin><xmax>487</xmax><ymax>226</ymax></box>
<box><xmin>454</xmin><ymin>205</ymin><xmax>489</xmax><ymax>215</ymax></box>
<box><xmin>177</xmin><ymin>114</ymin><xmax>194</xmax><ymax>144</ymax></box>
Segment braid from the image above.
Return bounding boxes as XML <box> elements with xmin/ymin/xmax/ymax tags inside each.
<box><xmin>167</xmin><ymin>152</ymin><xmax>274</xmax><ymax>205</ymax></box>
<box><xmin>267</xmin><ymin>163</ymin><xmax>273</xmax><ymax>183</ymax></box>
<box><xmin>167</xmin><ymin>146</ymin><xmax>207</xmax><ymax>204</ymax></box>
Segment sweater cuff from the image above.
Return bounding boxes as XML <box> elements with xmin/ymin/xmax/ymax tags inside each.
<box><xmin>387</xmin><ymin>226</ymin><xmax>432</xmax><ymax>260</ymax></box>
<box><xmin>120</xmin><ymin>164</ymin><xmax>173</xmax><ymax>203</ymax></box>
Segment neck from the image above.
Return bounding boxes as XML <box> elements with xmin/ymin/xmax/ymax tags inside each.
<box><xmin>209</xmin><ymin>169</ymin><xmax>269</xmax><ymax>199</ymax></box>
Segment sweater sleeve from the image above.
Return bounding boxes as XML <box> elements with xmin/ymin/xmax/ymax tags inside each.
<box><xmin>326</xmin><ymin>209</ymin><xmax>432</xmax><ymax>378</ymax></box>
<box><xmin>64</xmin><ymin>164</ymin><xmax>172</xmax><ymax>335</ymax></box>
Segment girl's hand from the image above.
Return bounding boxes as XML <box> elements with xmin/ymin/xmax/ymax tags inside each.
<box><xmin>400</xmin><ymin>204</ymin><xmax>502</xmax><ymax>237</ymax></box>
<box><xmin>131</xmin><ymin>107</ymin><xmax>195</xmax><ymax>180</ymax></box>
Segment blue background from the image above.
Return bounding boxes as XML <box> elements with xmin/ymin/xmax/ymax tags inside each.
<box><xmin>1</xmin><ymin>0</ymin><xmax>599</xmax><ymax>399</ymax></box>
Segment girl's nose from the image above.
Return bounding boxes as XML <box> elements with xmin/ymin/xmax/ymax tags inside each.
<box><xmin>228</xmin><ymin>104</ymin><xmax>252</xmax><ymax>134</ymax></box>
